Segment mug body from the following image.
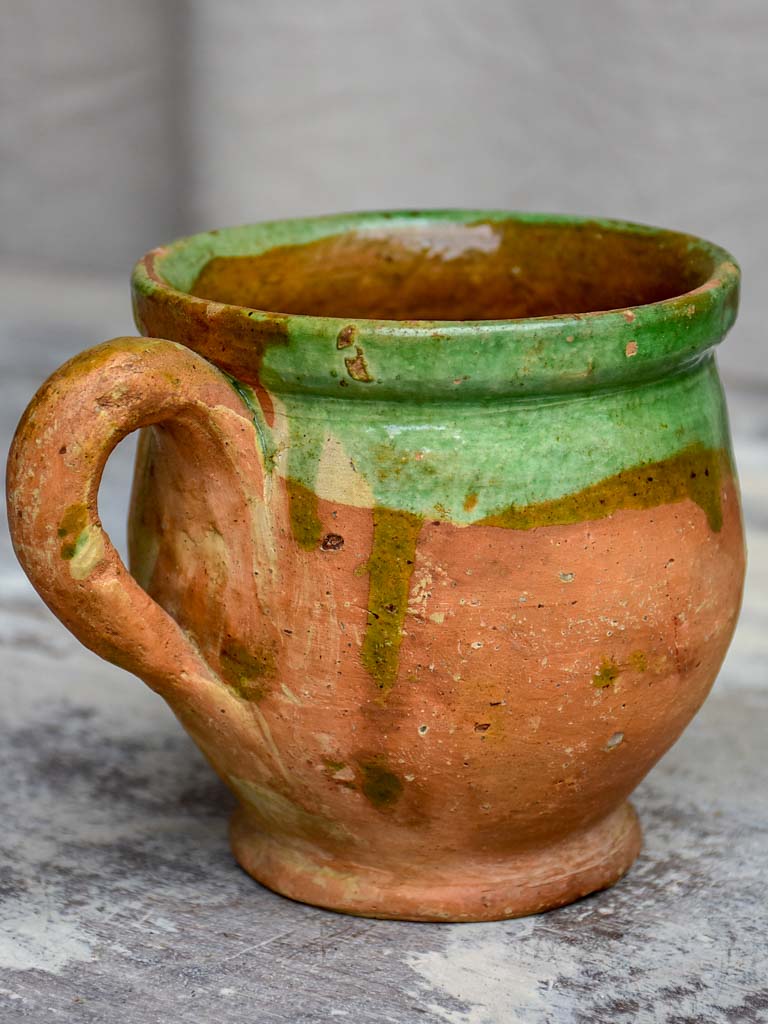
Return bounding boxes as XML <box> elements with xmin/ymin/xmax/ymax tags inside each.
<box><xmin>130</xmin><ymin>211</ymin><xmax>745</xmax><ymax>920</ymax></box>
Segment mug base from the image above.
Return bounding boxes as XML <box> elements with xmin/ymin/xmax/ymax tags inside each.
<box><xmin>229</xmin><ymin>801</ymin><xmax>642</xmax><ymax>922</ymax></box>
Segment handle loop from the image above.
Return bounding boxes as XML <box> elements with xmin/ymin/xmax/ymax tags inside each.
<box><xmin>7</xmin><ymin>337</ymin><xmax>261</xmax><ymax>706</ymax></box>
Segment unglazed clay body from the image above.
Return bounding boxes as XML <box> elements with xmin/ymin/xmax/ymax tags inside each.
<box><xmin>7</xmin><ymin>211</ymin><xmax>745</xmax><ymax>920</ymax></box>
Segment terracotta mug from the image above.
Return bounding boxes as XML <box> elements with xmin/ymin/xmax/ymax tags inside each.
<box><xmin>7</xmin><ymin>211</ymin><xmax>745</xmax><ymax>921</ymax></box>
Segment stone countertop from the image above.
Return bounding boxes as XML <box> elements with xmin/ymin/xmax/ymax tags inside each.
<box><xmin>1</xmin><ymin>271</ymin><xmax>766</xmax><ymax>1024</ymax></box>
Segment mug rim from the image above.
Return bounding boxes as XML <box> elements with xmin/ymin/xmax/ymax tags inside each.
<box><xmin>131</xmin><ymin>209</ymin><xmax>740</xmax><ymax>400</ymax></box>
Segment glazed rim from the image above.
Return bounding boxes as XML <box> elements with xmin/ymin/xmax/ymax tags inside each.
<box><xmin>131</xmin><ymin>210</ymin><xmax>740</xmax><ymax>399</ymax></box>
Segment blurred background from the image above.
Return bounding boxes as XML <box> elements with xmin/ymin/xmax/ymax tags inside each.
<box><xmin>2</xmin><ymin>0</ymin><xmax>767</xmax><ymax>382</ymax></box>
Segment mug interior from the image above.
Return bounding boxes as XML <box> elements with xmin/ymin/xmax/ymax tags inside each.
<box><xmin>185</xmin><ymin>217</ymin><xmax>715</xmax><ymax>321</ymax></box>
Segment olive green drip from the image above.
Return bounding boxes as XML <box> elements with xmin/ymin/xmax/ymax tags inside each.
<box><xmin>219</xmin><ymin>640</ymin><xmax>275</xmax><ymax>701</ymax></box>
<box><xmin>58</xmin><ymin>502</ymin><xmax>89</xmax><ymax>559</ymax></box>
<box><xmin>628</xmin><ymin>650</ymin><xmax>648</xmax><ymax>672</ymax></box>
<box><xmin>360</xmin><ymin>507</ymin><xmax>423</xmax><ymax>695</ymax></box>
<box><xmin>479</xmin><ymin>445</ymin><xmax>726</xmax><ymax>533</ymax></box>
<box><xmin>221</xmin><ymin>372</ymin><xmax>278</xmax><ymax>474</ymax></box>
<box><xmin>358</xmin><ymin>759</ymin><xmax>404</xmax><ymax>808</ymax></box>
<box><xmin>592</xmin><ymin>650</ymin><xmax>648</xmax><ymax>689</ymax></box>
<box><xmin>224</xmin><ymin>372</ymin><xmax>260</xmax><ymax>420</ymax></box>
<box><xmin>593</xmin><ymin>658</ymin><xmax>621</xmax><ymax>689</ymax></box>
<box><xmin>286</xmin><ymin>478</ymin><xmax>323</xmax><ymax>550</ymax></box>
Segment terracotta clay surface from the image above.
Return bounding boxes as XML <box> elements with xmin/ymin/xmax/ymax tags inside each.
<box><xmin>7</xmin><ymin>211</ymin><xmax>746</xmax><ymax>921</ymax></box>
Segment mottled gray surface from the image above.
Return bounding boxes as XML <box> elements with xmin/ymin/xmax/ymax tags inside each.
<box><xmin>1</xmin><ymin>273</ymin><xmax>767</xmax><ymax>1023</ymax></box>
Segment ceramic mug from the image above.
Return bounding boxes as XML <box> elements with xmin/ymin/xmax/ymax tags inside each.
<box><xmin>7</xmin><ymin>211</ymin><xmax>745</xmax><ymax>921</ymax></box>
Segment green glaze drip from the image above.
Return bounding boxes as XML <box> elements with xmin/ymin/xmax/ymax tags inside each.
<box><xmin>224</xmin><ymin>372</ymin><xmax>260</xmax><ymax>420</ymax></box>
<box><xmin>593</xmin><ymin>658</ymin><xmax>621</xmax><ymax>689</ymax></box>
<box><xmin>236</xmin><ymin>356</ymin><xmax>730</xmax><ymax>529</ymax></box>
<box><xmin>479</xmin><ymin>445</ymin><xmax>726</xmax><ymax>534</ymax></box>
<box><xmin>360</xmin><ymin>505</ymin><xmax>428</xmax><ymax>696</ymax></box>
<box><xmin>360</xmin><ymin>507</ymin><xmax>423</xmax><ymax>695</ymax></box>
<box><xmin>629</xmin><ymin>650</ymin><xmax>648</xmax><ymax>672</ymax></box>
<box><xmin>286</xmin><ymin>478</ymin><xmax>323</xmax><ymax>550</ymax></box>
<box><xmin>221</xmin><ymin>372</ymin><xmax>277</xmax><ymax>473</ymax></box>
<box><xmin>58</xmin><ymin>502</ymin><xmax>89</xmax><ymax>559</ymax></box>
<box><xmin>219</xmin><ymin>640</ymin><xmax>275</xmax><ymax>701</ymax></box>
<box><xmin>358</xmin><ymin>759</ymin><xmax>404</xmax><ymax>808</ymax></box>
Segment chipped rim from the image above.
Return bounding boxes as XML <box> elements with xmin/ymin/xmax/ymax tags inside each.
<box><xmin>131</xmin><ymin>209</ymin><xmax>740</xmax><ymax>399</ymax></box>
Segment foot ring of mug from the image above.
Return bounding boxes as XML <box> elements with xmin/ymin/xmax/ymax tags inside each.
<box><xmin>229</xmin><ymin>801</ymin><xmax>642</xmax><ymax>922</ymax></box>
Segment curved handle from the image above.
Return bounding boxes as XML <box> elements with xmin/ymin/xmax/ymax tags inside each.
<box><xmin>6</xmin><ymin>337</ymin><xmax>260</xmax><ymax>704</ymax></box>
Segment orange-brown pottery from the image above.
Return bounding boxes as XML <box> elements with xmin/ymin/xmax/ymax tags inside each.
<box><xmin>7</xmin><ymin>211</ymin><xmax>745</xmax><ymax>921</ymax></box>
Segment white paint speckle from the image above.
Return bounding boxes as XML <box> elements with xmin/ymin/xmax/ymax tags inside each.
<box><xmin>408</xmin><ymin>919</ymin><xmax>581</xmax><ymax>1024</ymax></box>
<box><xmin>0</xmin><ymin>891</ymin><xmax>95</xmax><ymax>975</ymax></box>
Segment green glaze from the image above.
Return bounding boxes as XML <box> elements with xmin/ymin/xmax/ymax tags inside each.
<box><xmin>358</xmin><ymin>758</ymin><xmax>404</xmax><ymax>809</ymax></box>
<box><xmin>629</xmin><ymin>651</ymin><xmax>648</xmax><ymax>672</ymax></box>
<box><xmin>360</xmin><ymin>507</ymin><xmax>423</xmax><ymax>694</ymax></box>
<box><xmin>131</xmin><ymin>210</ymin><xmax>741</xmax><ymax>698</ymax></box>
<box><xmin>133</xmin><ymin>210</ymin><xmax>739</xmax><ymax>402</ymax></box>
<box><xmin>58</xmin><ymin>502</ymin><xmax>89</xmax><ymax>560</ymax></box>
<box><xmin>219</xmin><ymin>639</ymin><xmax>276</xmax><ymax>702</ymax></box>
<box><xmin>247</xmin><ymin>355</ymin><xmax>732</xmax><ymax>527</ymax></box>
<box><xmin>593</xmin><ymin>658</ymin><xmax>621</xmax><ymax>689</ymax></box>
<box><xmin>223</xmin><ymin>372</ymin><xmax>279</xmax><ymax>471</ymax></box>
<box><xmin>285</xmin><ymin>478</ymin><xmax>323</xmax><ymax>551</ymax></box>
<box><xmin>478</xmin><ymin>443</ymin><xmax>726</xmax><ymax>534</ymax></box>
<box><xmin>132</xmin><ymin>210</ymin><xmax>739</xmax><ymax>522</ymax></box>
